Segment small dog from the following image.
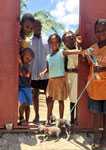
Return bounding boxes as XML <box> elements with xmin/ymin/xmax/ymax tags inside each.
<box><xmin>50</xmin><ymin>115</ymin><xmax>57</xmax><ymax>125</ymax></box>
<box><xmin>38</xmin><ymin>125</ymin><xmax>61</xmax><ymax>141</ymax></box>
<box><xmin>56</xmin><ymin>119</ymin><xmax>71</xmax><ymax>140</ymax></box>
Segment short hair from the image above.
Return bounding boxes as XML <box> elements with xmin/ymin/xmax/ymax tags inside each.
<box><xmin>20</xmin><ymin>13</ymin><xmax>35</xmax><ymax>26</ymax></box>
<box><xmin>20</xmin><ymin>48</ymin><xmax>34</xmax><ymax>59</ymax></box>
<box><xmin>62</xmin><ymin>31</ymin><xmax>75</xmax><ymax>42</ymax></box>
<box><xmin>95</xmin><ymin>19</ymin><xmax>106</xmax><ymax>32</ymax></box>
<box><xmin>48</xmin><ymin>33</ymin><xmax>61</xmax><ymax>46</ymax></box>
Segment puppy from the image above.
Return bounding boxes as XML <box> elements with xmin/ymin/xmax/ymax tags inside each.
<box><xmin>38</xmin><ymin>125</ymin><xmax>61</xmax><ymax>141</ymax></box>
<box><xmin>50</xmin><ymin>115</ymin><xmax>57</xmax><ymax>125</ymax></box>
<box><xmin>56</xmin><ymin>119</ymin><xmax>71</xmax><ymax>140</ymax></box>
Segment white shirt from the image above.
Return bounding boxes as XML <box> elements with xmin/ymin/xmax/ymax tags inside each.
<box><xmin>30</xmin><ymin>36</ymin><xmax>49</xmax><ymax>80</ymax></box>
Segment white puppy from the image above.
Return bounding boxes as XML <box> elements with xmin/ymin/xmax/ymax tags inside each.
<box><xmin>38</xmin><ymin>125</ymin><xmax>61</xmax><ymax>141</ymax></box>
<box><xmin>56</xmin><ymin>119</ymin><xmax>71</xmax><ymax>140</ymax></box>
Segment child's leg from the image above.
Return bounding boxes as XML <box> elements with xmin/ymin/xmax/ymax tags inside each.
<box><xmin>25</xmin><ymin>104</ymin><xmax>30</xmax><ymax>123</ymax></box>
<box><xmin>70</xmin><ymin>102</ymin><xmax>75</xmax><ymax>124</ymax></box>
<box><xmin>46</xmin><ymin>97</ymin><xmax>54</xmax><ymax>124</ymax></box>
<box><xmin>19</xmin><ymin>104</ymin><xmax>25</xmax><ymax>121</ymax></box>
<box><xmin>92</xmin><ymin>112</ymin><xmax>103</xmax><ymax>148</ymax></box>
<box><xmin>59</xmin><ymin>101</ymin><xmax>64</xmax><ymax>119</ymax></box>
<box><xmin>46</xmin><ymin>97</ymin><xmax>53</xmax><ymax>117</ymax></box>
<box><xmin>18</xmin><ymin>104</ymin><xmax>26</xmax><ymax>125</ymax></box>
<box><xmin>103</xmin><ymin>114</ymin><xmax>106</xmax><ymax>134</ymax></box>
<box><xmin>32</xmin><ymin>88</ymin><xmax>39</xmax><ymax>123</ymax></box>
<box><xmin>103</xmin><ymin>102</ymin><xmax>106</xmax><ymax>135</ymax></box>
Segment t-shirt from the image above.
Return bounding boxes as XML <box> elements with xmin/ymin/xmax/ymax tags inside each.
<box><xmin>19</xmin><ymin>63</ymin><xmax>31</xmax><ymax>88</ymax></box>
<box><xmin>30</xmin><ymin>36</ymin><xmax>49</xmax><ymax>80</ymax></box>
<box><xmin>47</xmin><ymin>49</ymin><xmax>65</xmax><ymax>78</ymax></box>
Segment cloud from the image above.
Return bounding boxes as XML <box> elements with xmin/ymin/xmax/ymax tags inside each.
<box><xmin>50</xmin><ymin>0</ymin><xmax>79</xmax><ymax>31</ymax></box>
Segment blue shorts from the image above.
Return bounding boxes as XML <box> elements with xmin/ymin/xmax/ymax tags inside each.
<box><xmin>19</xmin><ymin>88</ymin><xmax>32</xmax><ymax>105</ymax></box>
<box><xmin>88</xmin><ymin>97</ymin><xmax>106</xmax><ymax>114</ymax></box>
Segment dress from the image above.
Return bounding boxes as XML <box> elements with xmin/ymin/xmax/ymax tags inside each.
<box><xmin>87</xmin><ymin>44</ymin><xmax>106</xmax><ymax>113</ymax></box>
<box><xmin>46</xmin><ymin>49</ymin><xmax>68</xmax><ymax>101</ymax></box>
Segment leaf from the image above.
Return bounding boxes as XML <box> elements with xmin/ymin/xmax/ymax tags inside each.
<box><xmin>34</xmin><ymin>10</ymin><xmax>65</xmax><ymax>35</ymax></box>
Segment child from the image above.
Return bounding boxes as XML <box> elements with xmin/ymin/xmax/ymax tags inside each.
<box><xmin>30</xmin><ymin>19</ymin><xmax>50</xmax><ymax>124</ymax></box>
<box><xmin>40</xmin><ymin>33</ymin><xmax>82</xmax><ymax>125</ymax></box>
<box><xmin>62</xmin><ymin>31</ymin><xmax>78</xmax><ymax>125</ymax></box>
<box><xmin>19</xmin><ymin>48</ymin><xmax>34</xmax><ymax>125</ymax></box>
<box><xmin>85</xmin><ymin>19</ymin><xmax>106</xmax><ymax>148</ymax></box>
<box><xmin>20</xmin><ymin>13</ymin><xmax>35</xmax><ymax>49</ymax></box>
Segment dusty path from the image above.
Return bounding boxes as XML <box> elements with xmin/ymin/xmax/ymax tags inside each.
<box><xmin>0</xmin><ymin>93</ymin><xmax>106</xmax><ymax>150</ymax></box>
<box><xmin>29</xmin><ymin>93</ymin><xmax>70</xmax><ymax>122</ymax></box>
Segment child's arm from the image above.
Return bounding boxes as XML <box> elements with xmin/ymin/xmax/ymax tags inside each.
<box><xmin>40</xmin><ymin>68</ymin><xmax>48</xmax><ymax>78</ymax></box>
<box><xmin>39</xmin><ymin>62</ymin><xmax>48</xmax><ymax>78</ymax></box>
<box><xmin>63</xmin><ymin>49</ymin><xmax>82</xmax><ymax>56</ymax></box>
<box><xmin>83</xmin><ymin>48</ymin><xmax>98</xmax><ymax>66</ymax></box>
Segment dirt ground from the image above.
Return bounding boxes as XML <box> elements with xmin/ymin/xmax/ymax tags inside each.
<box><xmin>0</xmin><ymin>93</ymin><xmax>106</xmax><ymax>150</ymax></box>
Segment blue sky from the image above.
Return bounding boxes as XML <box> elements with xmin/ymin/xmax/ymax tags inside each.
<box><xmin>24</xmin><ymin>0</ymin><xmax>79</xmax><ymax>32</ymax></box>
<box><xmin>25</xmin><ymin>0</ymin><xmax>53</xmax><ymax>13</ymax></box>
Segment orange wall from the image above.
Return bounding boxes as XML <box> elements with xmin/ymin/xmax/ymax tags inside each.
<box><xmin>0</xmin><ymin>0</ymin><xmax>19</xmax><ymax>128</ymax></box>
<box><xmin>77</xmin><ymin>0</ymin><xmax>106</xmax><ymax>129</ymax></box>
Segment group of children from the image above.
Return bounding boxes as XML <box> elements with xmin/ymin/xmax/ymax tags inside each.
<box><xmin>18</xmin><ymin>12</ymin><xmax>82</xmax><ymax>125</ymax></box>
<box><xmin>18</xmin><ymin>13</ymin><xmax>106</xmax><ymax>144</ymax></box>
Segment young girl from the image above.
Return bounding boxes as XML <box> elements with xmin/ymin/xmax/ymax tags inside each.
<box><xmin>19</xmin><ymin>48</ymin><xmax>34</xmax><ymax>125</ymax></box>
<box><xmin>84</xmin><ymin>19</ymin><xmax>106</xmax><ymax>148</ymax></box>
<box><xmin>20</xmin><ymin>13</ymin><xmax>35</xmax><ymax>49</ymax></box>
<box><xmin>40</xmin><ymin>33</ymin><xmax>82</xmax><ymax>125</ymax></box>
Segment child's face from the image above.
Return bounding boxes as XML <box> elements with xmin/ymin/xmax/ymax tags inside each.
<box><xmin>23</xmin><ymin>51</ymin><xmax>33</xmax><ymax>64</ymax></box>
<box><xmin>33</xmin><ymin>22</ymin><xmax>42</xmax><ymax>37</ymax></box>
<box><xmin>63</xmin><ymin>35</ymin><xmax>75</xmax><ymax>49</ymax></box>
<box><xmin>50</xmin><ymin>37</ymin><xmax>60</xmax><ymax>52</ymax></box>
<box><xmin>23</xmin><ymin>20</ymin><xmax>33</xmax><ymax>35</ymax></box>
<box><xmin>95</xmin><ymin>24</ymin><xmax>106</xmax><ymax>42</ymax></box>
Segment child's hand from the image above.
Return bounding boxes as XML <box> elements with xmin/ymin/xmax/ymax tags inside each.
<box><xmin>80</xmin><ymin>50</ymin><xmax>88</xmax><ymax>57</ymax></box>
<box><xmin>18</xmin><ymin>55</ymin><xmax>22</xmax><ymax>64</ymax></box>
<box><xmin>25</xmin><ymin>72</ymin><xmax>31</xmax><ymax>78</ymax></box>
<box><xmin>39</xmin><ymin>72</ymin><xmax>45</xmax><ymax>79</ymax></box>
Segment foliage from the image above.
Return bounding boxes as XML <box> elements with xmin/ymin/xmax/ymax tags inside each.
<box><xmin>20</xmin><ymin>0</ymin><xmax>27</xmax><ymax>15</ymax></box>
<box><xmin>34</xmin><ymin>10</ymin><xmax>65</xmax><ymax>35</ymax></box>
<box><xmin>20</xmin><ymin>1</ymin><xmax>65</xmax><ymax>37</ymax></box>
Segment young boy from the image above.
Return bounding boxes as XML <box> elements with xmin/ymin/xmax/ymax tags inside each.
<box><xmin>62</xmin><ymin>31</ymin><xmax>78</xmax><ymax>125</ymax></box>
<box><xmin>19</xmin><ymin>48</ymin><xmax>34</xmax><ymax>125</ymax></box>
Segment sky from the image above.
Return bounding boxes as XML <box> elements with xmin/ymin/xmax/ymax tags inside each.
<box><xmin>24</xmin><ymin>0</ymin><xmax>79</xmax><ymax>32</ymax></box>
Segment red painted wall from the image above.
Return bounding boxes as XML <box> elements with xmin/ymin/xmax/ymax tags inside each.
<box><xmin>0</xmin><ymin>0</ymin><xmax>19</xmax><ymax>128</ymax></box>
<box><xmin>77</xmin><ymin>0</ymin><xmax>106</xmax><ymax>129</ymax></box>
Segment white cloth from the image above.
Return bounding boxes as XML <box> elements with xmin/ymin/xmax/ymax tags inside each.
<box><xmin>30</xmin><ymin>36</ymin><xmax>50</xmax><ymax>80</ymax></box>
<box><xmin>67</xmin><ymin>55</ymin><xmax>78</xmax><ymax>103</ymax></box>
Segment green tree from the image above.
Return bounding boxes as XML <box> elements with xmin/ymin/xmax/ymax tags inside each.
<box><xmin>34</xmin><ymin>10</ymin><xmax>65</xmax><ymax>35</ymax></box>
<box><xmin>20</xmin><ymin>0</ymin><xmax>28</xmax><ymax>15</ymax></box>
<box><xmin>20</xmin><ymin>2</ymin><xmax>65</xmax><ymax>36</ymax></box>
